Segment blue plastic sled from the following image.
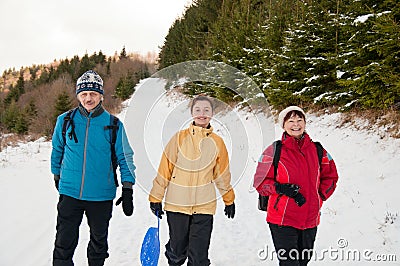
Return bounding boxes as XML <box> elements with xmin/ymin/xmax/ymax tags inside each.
<box><xmin>140</xmin><ymin>214</ymin><xmax>160</xmax><ymax>266</ymax></box>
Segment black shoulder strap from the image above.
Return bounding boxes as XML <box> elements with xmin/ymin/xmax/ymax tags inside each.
<box><xmin>272</xmin><ymin>140</ymin><xmax>282</xmax><ymax>180</ymax></box>
<box><xmin>62</xmin><ymin>108</ymin><xmax>78</xmax><ymax>144</ymax></box>
<box><xmin>104</xmin><ymin>115</ymin><xmax>120</xmax><ymax>187</ymax></box>
<box><xmin>314</xmin><ymin>141</ymin><xmax>324</xmax><ymax>166</ymax></box>
<box><xmin>272</xmin><ymin>140</ymin><xmax>323</xmax><ymax>180</ymax></box>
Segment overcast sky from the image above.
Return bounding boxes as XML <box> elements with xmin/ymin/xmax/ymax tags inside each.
<box><xmin>0</xmin><ymin>0</ymin><xmax>191</xmax><ymax>73</ymax></box>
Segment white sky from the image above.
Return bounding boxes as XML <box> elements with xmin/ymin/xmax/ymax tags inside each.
<box><xmin>0</xmin><ymin>0</ymin><xmax>192</xmax><ymax>73</ymax></box>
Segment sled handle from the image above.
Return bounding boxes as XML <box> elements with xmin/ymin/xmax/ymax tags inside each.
<box><xmin>156</xmin><ymin>210</ymin><xmax>160</xmax><ymax>229</ymax></box>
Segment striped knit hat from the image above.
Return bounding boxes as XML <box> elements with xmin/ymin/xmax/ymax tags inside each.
<box><xmin>76</xmin><ymin>70</ymin><xmax>104</xmax><ymax>95</ymax></box>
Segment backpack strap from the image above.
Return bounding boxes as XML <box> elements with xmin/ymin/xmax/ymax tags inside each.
<box><xmin>314</xmin><ymin>141</ymin><xmax>324</xmax><ymax>166</ymax></box>
<box><xmin>104</xmin><ymin>115</ymin><xmax>120</xmax><ymax>187</ymax></box>
<box><xmin>61</xmin><ymin>108</ymin><xmax>78</xmax><ymax>144</ymax></box>
<box><xmin>272</xmin><ymin>140</ymin><xmax>282</xmax><ymax>180</ymax></box>
<box><xmin>257</xmin><ymin>140</ymin><xmax>282</xmax><ymax>212</ymax></box>
<box><xmin>272</xmin><ymin>140</ymin><xmax>323</xmax><ymax>177</ymax></box>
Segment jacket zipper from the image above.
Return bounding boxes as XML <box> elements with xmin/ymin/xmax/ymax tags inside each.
<box><xmin>79</xmin><ymin>117</ymin><xmax>91</xmax><ymax>199</ymax></box>
<box><xmin>274</xmin><ymin>194</ymin><xmax>282</xmax><ymax>210</ymax></box>
<box><xmin>191</xmin><ymin>128</ymin><xmax>203</xmax><ymax>214</ymax></box>
<box><xmin>325</xmin><ymin>180</ymin><xmax>334</xmax><ymax>194</ymax></box>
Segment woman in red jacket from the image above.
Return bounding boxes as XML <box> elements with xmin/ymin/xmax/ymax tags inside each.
<box><xmin>253</xmin><ymin>106</ymin><xmax>339</xmax><ymax>266</ymax></box>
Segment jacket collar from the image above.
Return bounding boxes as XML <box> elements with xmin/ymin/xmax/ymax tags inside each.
<box><xmin>282</xmin><ymin>132</ymin><xmax>311</xmax><ymax>150</ymax></box>
<box><xmin>78</xmin><ymin>102</ymin><xmax>104</xmax><ymax>118</ymax></box>
<box><xmin>190</xmin><ymin>122</ymin><xmax>213</xmax><ymax>137</ymax></box>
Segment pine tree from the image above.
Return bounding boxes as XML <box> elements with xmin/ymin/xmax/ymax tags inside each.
<box><xmin>4</xmin><ymin>84</ymin><xmax>17</xmax><ymax>105</ymax></box>
<box><xmin>53</xmin><ymin>91</ymin><xmax>73</xmax><ymax>125</ymax></box>
<box><xmin>29</xmin><ymin>66</ymin><xmax>39</xmax><ymax>82</ymax></box>
<box><xmin>79</xmin><ymin>53</ymin><xmax>96</xmax><ymax>75</ymax></box>
<box><xmin>97</xmin><ymin>50</ymin><xmax>107</xmax><ymax>65</ymax></box>
<box><xmin>269</xmin><ymin>1</ymin><xmax>339</xmax><ymax>107</ymax></box>
<box><xmin>336</xmin><ymin>0</ymin><xmax>398</xmax><ymax>109</ymax></box>
<box><xmin>2</xmin><ymin>101</ymin><xmax>20</xmax><ymax>132</ymax></box>
<box><xmin>69</xmin><ymin>56</ymin><xmax>81</xmax><ymax>80</ymax></box>
<box><xmin>119</xmin><ymin>46</ymin><xmax>128</xmax><ymax>60</ymax></box>
<box><xmin>14</xmin><ymin>114</ymin><xmax>28</xmax><ymax>134</ymax></box>
<box><xmin>56</xmin><ymin>59</ymin><xmax>71</xmax><ymax>78</ymax></box>
<box><xmin>24</xmin><ymin>99</ymin><xmax>38</xmax><ymax>125</ymax></box>
<box><xmin>356</xmin><ymin>0</ymin><xmax>400</xmax><ymax>108</ymax></box>
<box><xmin>106</xmin><ymin>58</ymin><xmax>111</xmax><ymax>75</ymax></box>
<box><xmin>4</xmin><ymin>70</ymin><xmax>26</xmax><ymax>105</ymax></box>
<box><xmin>115</xmin><ymin>73</ymin><xmax>136</xmax><ymax>100</ymax></box>
<box><xmin>16</xmin><ymin>72</ymin><xmax>25</xmax><ymax>96</ymax></box>
<box><xmin>158</xmin><ymin>0</ymin><xmax>223</xmax><ymax>68</ymax></box>
<box><xmin>36</xmin><ymin>68</ymin><xmax>50</xmax><ymax>85</ymax></box>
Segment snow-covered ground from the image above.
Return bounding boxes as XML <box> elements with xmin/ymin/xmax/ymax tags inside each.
<box><xmin>1</xmin><ymin>78</ymin><xmax>399</xmax><ymax>265</ymax></box>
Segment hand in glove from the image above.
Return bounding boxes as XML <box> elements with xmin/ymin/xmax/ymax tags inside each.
<box><xmin>54</xmin><ymin>175</ymin><xmax>60</xmax><ymax>191</ymax></box>
<box><xmin>224</xmin><ymin>203</ymin><xmax>235</xmax><ymax>219</ymax></box>
<box><xmin>275</xmin><ymin>182</ymin><xmax>300</xmax><ymax>198</ymax></box>
<box><xmin>293</xmin><ymin>193</ymin><xmax>306</xmax><ymax>207</ymax></box>
<box><xmin>150</xmin><ymin>202</ymin><xmax>164</xmax><ymax>219</ymax></box>
<box><xmin>116</xmin><ymin>188</ymin><xmax>134</xmax><ymax>216</ymax></box>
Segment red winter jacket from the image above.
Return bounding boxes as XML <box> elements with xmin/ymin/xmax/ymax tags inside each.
<box><xmin>253</xmin><ymin>133</ymin><xmax>338</xmax><ymax>229</ymax></box>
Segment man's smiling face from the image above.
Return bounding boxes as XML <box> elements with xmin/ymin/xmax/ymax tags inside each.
<box><xmin>77</xmin><ymin>91</ymin><xmax>102</xmax><ymax>112</ymax></box>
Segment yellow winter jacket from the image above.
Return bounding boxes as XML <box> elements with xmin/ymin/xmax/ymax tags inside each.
<box><xmin>149</xmin><ymin>123</ymin><xmax>235</xmax><ymax>215</ymax></box>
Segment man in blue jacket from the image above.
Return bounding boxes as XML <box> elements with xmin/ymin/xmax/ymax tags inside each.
<box><xmin>51</xmin><ymin>70</ymin><xmax>136</xmax><ymax>266</ymax></box>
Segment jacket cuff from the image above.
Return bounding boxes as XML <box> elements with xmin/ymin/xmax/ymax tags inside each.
<box><xmin>222</xmin><ymin>189</ymin><xmax>235</xmax><ymax>205</ymax></box>
<box><xmin>122</xmin><ymin>181</ymin><xmax>133</xmax><ymax>189</ymax></box>
<box><xmin>149</xmin><ymin>194</ymin><xmax>163</xmax><ymax>203</ymax></box>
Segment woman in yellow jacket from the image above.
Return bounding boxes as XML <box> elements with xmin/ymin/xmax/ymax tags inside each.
<box><xmin>149</xmin><ymin>95</ymin><xmax>235</xmax><ymax>266</ymax></box>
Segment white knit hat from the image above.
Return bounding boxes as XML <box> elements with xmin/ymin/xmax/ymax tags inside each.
<box><xmin>278</xmin><ymin>106</ymin><xmax>306</xmax><ymax>128</ymax></box>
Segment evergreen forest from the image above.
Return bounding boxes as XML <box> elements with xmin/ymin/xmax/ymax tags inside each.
<box><xmin>158</xmin><ymin>0</ymin><xmax>400</xmax><ymax>114</ymax></box>
<box><xmin>0</xmin><ymin>48</ymin><xmax>153</xmax><ymax>137</ymax></box>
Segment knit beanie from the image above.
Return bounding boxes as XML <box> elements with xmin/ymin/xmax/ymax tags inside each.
<box><xmin>76</xmin><ymin>70</ymin><xmax>104</xmax><ymax>95</ymax></box>
<box><xmin>278</xmin><ymin>106</ymin><xmax>306</xmax><ymax>129</ymax></box>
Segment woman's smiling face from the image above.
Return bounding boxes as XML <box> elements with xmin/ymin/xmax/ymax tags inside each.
<box><xmin>191</xmin><ymin>100</ymin><xmax>213</xmax><ymax>128</ymax></box>
<box><xmin>283</xmin><ymin>113</ymin><xmax>306</xmax><ymax>139</ymax></box>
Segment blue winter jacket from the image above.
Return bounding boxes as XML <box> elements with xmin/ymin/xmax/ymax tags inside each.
<box><xmin>51</xmin><ymin>105</ymin><xmax>136</xmax><ymax>201</ymax></box>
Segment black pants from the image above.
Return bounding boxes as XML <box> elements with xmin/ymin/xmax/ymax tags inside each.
<box><xmin>53</xmin><ymin>195</ymin><xmax>113</xmax><ymax>266</ymax></box>
<box><xmin>269</xmin><ymin>223</ymin><xmax>317</xmax><ymax>266</ymax></box>
<box><xmin>165</xmin><ymin>211</ymin><xmax>213</xmax><ymax>266</ymax></box>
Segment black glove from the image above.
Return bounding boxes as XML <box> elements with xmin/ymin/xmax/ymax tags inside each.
<box><xmin>293</xmin><ymin>193</ymin><xmax>306</xmax><ymax>207</ymax></box>
<box><xmin>224</xmin><ymin>203</ymin><xmax>235</xmax><ymax>219</ymax></box>
<box><xmin>116</xmin><ymin>188</ymin><xmax>134</xmax><ymax>216</ymax></box>
<box><xmin>150</xmin><ymin>202</ymin><xmax>164</xmax><ymax>219</ymax></box>
<box><xmin>54</xmin><ymin>175</ymin><xmax>60</xmax><ymax>191</ymax></box>
<box><xmin>275</xmin><ymin>182</ymin><xmax>300</xmax><ymax>198</ymax></box>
